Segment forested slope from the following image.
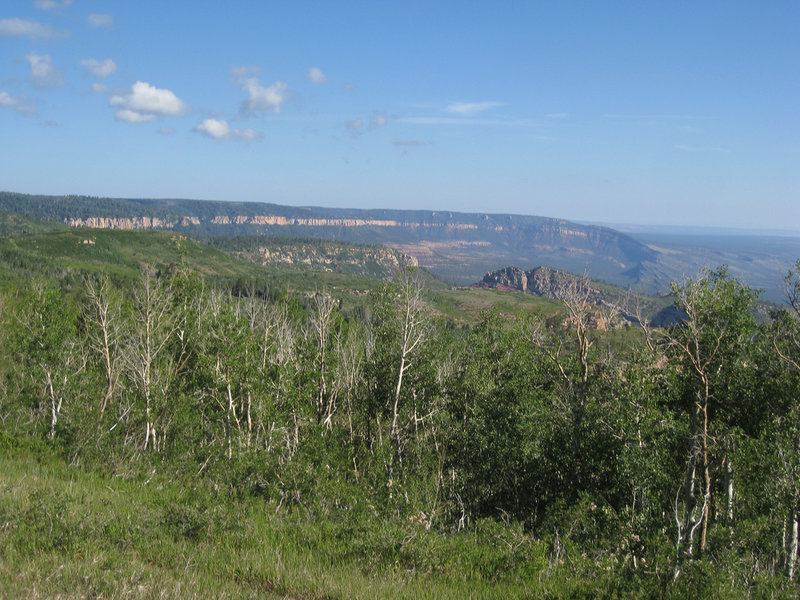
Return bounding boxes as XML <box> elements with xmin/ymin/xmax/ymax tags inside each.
<box><xmin>1</xmin><ymin>242</ymin><xmax>800</xmax><ymax>596</ymax></box>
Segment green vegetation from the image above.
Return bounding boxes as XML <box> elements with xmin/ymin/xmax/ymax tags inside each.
<box><xmin>1</xmin><ymin>220</ymin><xmax>800</xmax><ymax>597</ymax></box>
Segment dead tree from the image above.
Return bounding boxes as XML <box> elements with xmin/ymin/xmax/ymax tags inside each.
<box><xmin>83</xmin><ymin>276</ymin><xmax>125</xmax><ymax>423</ymax></box>
<box><xmin>123</xmin><ymin>266</ymin><xmax>178</xmax><ymax>452</ymax></box>
<box><xmin>389</xmin><ymin>264</ymin><xmax>429</xmax><ymax>476</ymax></box>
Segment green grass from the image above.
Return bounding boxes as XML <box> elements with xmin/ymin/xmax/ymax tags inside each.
<box><xmin>5</xmin><ymin>436</ymin><xmax>788</xmax><ymax>599</ymax></box>
<box><xmin>0</xmin><ymin>229</ymin><xmax>389</xmax><ymax>303</ymax></box>
<box><xmin>0</xmin><ymin>212</ymin><xmax>67</xmax><ymax>237</ymax></box>
<box><xmin>0</xmin><ymin>434</ymin><xmax>570</xmax><ymax>599</ymax></box>
<box><xmin>430</xmin><ymin>286</ymin><xmax>566</xmax><ymax>323</ymax></box>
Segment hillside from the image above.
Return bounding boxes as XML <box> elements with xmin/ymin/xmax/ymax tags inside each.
<box><xmin>208</xmin><ymin>235</ymin><xmax>420</xmax><ymax>281</ymax></box>
<box><xmin>0</xmin><ymin>191</ymin><xmax>657</xmax><ymax>287</ymax></box>
<box><xmin>1</xmin><ymin>191</ymin><xmax>796</xmax><ymax>302</ymax></box>
<box><xmin>0</xmin><ymin>228</ymin><xmax>552</xmax><ymax>323</ymax></box>
<box><xmin>2</xmin><ymin>212</ymin><xmax>799</xmax><ymax>599</ymax></box>
<box><xmin>0</xmin><ymin>230</ymin><xmax>403</xmax><ymax>313</ymax></box>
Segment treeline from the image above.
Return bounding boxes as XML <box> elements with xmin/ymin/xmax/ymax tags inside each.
<box><xmin>0</xmin><ymin>191</ymin><xmax>326</xmax><ymax>224</ymax></box>
<box><xmin>2</xmin><ymin>262</ymin><xmax>800</xmax><ymax>595</ymax></box>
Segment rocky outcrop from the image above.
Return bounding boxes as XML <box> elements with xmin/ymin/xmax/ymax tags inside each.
<box><xmin>230</xmin><ymin>240</ymin><xmax>417</xmax><ymax>280</ymax></box>
<box><xmin>473</xmin><ymin>265</ymin><xmax>679</xmax><ymax>327</ymax></box>
<box><xmin>478</xmin><ymin>266</ymin><xmax>531</xmax><ymax>292</ymax></box>
<box><xmin>476</xmin><ymin>265</ymin><xmax>603</xmax><ymax>302</ymax></box>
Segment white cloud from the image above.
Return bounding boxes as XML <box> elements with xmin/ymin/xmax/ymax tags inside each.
<box><xmin>195</xmin><ymin>118</ymin><xmax>261</xmax><ymax>141</ymax></box>
<box><xmin>0</xmin><ymin>90</ymin><xmax>36</xmax><ymax>114</ymax></box>
<box><xmin>87</xmin><ymin>13</ymin><xmax>113</xmax><ymax>29</ymax></box>
<box><xmin>81</xmin><ymin>58</ymin><xmax>116</xmax><ymax>78</ymax></box>
<box><xmin>0</xmin><ymin>18</ymin><xmax>63</xmax><ymax>39</ymax></box>
<box><xmin>546</xmin><ymin>113</ymin><xmax>569</xmax><ymax>119</ymax></box>
<box><xmin>445</xmin><ymin>101</ymin><xmax>504</xmax><ymax>116</ymax></box>
<box><xmin>25</xmin><ymin>52</ymin><xmax>64</xmax><ymax>87</ymax></box>
<box><xmin>157</xmin><ymin>127</ymin><xmax>175</xmax><ymax>135</ymax></box>
<box><xmin>307</xmin><ymin>67</ymin><xmax>328</xmax><ymax>84</ymax></box>
<box><xmin>91</xmin><ymin>82</ymin><xmax>109</xmax><ymax>93</ymax></box>
<box><xmin>195</xmin><ymin>118</ymin><xmax>230</xmax><ymax>139</ymax></box>
<box><xmin>230</xmin><ymin>68</ymin><xmax>289</xmax><ymax>117</ymax></box>
<box><xmin>239</xmin><ymin>78</ymin><xmax>289</xmax><ymax>116</ymax></box>
<box><xmin>109</xmin><ymin>80</ymin><xmax>190</xmax><ymax>123</ymax></box>
<box><xmin>35</xmin><ymin>0</ymin><xmax>72</xmax><ymax>10</ymax></box>
<box><xmin>115</xmin><ymin>109</ymin><xmax>156</xmax><ymax>123</ymax></box>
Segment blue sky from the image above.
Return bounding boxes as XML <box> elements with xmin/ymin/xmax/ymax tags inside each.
<box><xmin>1</xmin><ymin>1</ymin><xmax>798</xmax><ymax>229</ymax></box>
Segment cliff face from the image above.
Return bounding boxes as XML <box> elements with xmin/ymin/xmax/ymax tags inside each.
<box><xmin>65</xmin><ymin>214</ymin><xmax>480</xmax><ymax>231</ymax></box>
<box><xmin>65</xmin><ymin>216</ymin><xmax>200</xmax><ymax>229</ymax></box>
<box><xmin>479</xmin><ymin>266</ymin><xmax>531</xmax><ymax>292</ymax></box>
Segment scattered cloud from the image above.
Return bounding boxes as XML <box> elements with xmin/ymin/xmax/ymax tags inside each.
<box><xmin>546</xmin><ymin>112</ymin><xmax>569</xmax><ymax>119</ymax></box>
<box><xmin>110</xmin><ymin>80</ymin><xmax>190</xmax><ymax>122</ymax></box>
<box><xmin>345</xmin><ymin>111</ymin><xmax>389</xmax><ymax>137</ymax></box>
<box><xmin>231</xmin><ymin>67</ymin><xmax>289</xmax><ymax>116</ymax></box>
<box><xmin>307</xmin><ymin>66</ymin><xmax>328</xmax><ymax>84</ymax></box>
<box><xmin>235</xmin><ymin>128</ymin><xmax>262</xmax><ymax>140</ymax></box>
<box><xmin>26</xmin><ymin>53</ymin><xmax>64</xmax><ymax>87</ymax></box>
<box><xmin>81</xmin><ymin>58</ymin><xmax>116</xmax><ymax>78</ymax></box>
<box><xmin>0</xmin><ymin>18</ymin><xmax>64</xmax><ymax>39</ymax></box>
<box><xmin>43</xmin><ymin>120</ymin><xmax>58</xmax><ymax>127</ymax></box>
<box><xmin>0</xmin><ymin>90</ymin><xmax>36</xmax><ymax>114</ymax></box>
<box><xmin>35</xmin><ymin>0</ymin><xmax>72</xmax><ymax>10</ymax></box>
<box><xmin>115</xmin><ymin>109</ymin><xmax>156</xmax><ymax>123</ymax></box>
<box><xmin>194</xmin><ymin>118</ymin><xmax>261</xmax><ymax>141</ymax></box>
<box><xmin>239</xmin><ymin>78</ymin><xmax>289</xmax><ymax>116</ymax></box>
<box><xmin>157</xmin><ymin>127</ymin><xmax>175</xmax><ymax>135</ymax></box>
<box><xmin>675</xmin><ymin>144</ymin><xmax>730</xmax><ymax>154</ymax></box>
<box><xmin>87</xmin><ymin>13</ymin><xmax>113</xmax><ymax>29</ymax></box>
<box><xmin>91</xmin><ymin>82</ymin><xmax>109</xmax><ymax>93</ymax></box>
<box><xmin>343</xmin><ymin>83</ymin><xmax>356</xmax><ymax>91</ymax></box>
<box><xmin>445</xmin><ymin>101</ymin><xmax>504</xmax><ymax>116</ymax></box>
<box><xmin>230</xmin><ymin>65</ymin><xmax>260</xmax><ymax>80</ymax></box>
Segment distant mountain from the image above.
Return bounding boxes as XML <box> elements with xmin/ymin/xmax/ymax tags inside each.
<box><xmin>0</xmin><ymin>191</ymin><xmax>657</xmax><ymax>284</ymax></box>
<box><xmin>1</xmin><ymin>191</ymin><xmax>797</xmax><ymax>301</ymax></box>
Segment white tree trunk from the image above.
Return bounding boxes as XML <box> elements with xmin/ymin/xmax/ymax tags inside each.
<box><xmin>789</xmin><ymin>513</ymin><xmax>799</xmax><ymax>581</ymax></box>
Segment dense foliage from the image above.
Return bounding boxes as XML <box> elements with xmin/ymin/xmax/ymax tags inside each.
<box><xmin>2</xmin><ymin>260</ymin><xmax>800</xmax><ymax>598</ymax></box>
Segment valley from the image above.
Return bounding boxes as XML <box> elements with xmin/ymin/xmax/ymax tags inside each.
<box><xmin>3</xmin><ymin>191</ymin><xmax>798</xmax><ymax>302</ymax></box>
